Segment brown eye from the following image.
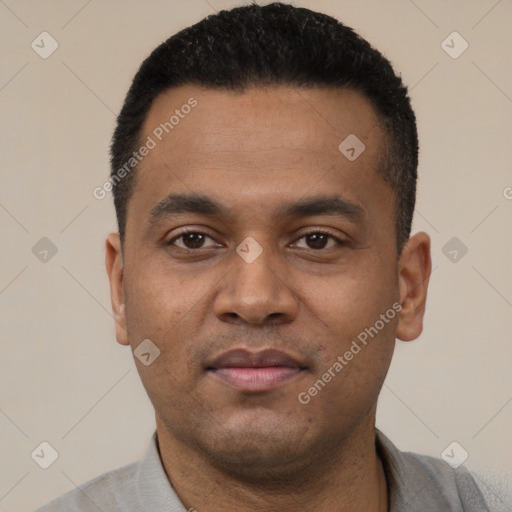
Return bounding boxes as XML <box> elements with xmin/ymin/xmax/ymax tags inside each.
<box><xmin>169</xmin><ymin>231</ymin><xmax>218</xmax><ymax>250</ymax></box>
<box><xmin>293</xmin><ymin>231</ymin><xmax>342</xmax><ymax>250</ymax></box>
<box><xmin>305</xmin><ymin>233</ymin><xmax>329</xmax><ymax>249</ymax></box>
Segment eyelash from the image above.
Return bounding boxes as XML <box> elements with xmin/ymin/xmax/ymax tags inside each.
<box><xmin>166</xmin><ymin>228</ymin><xmax>346</xmax><ymax>251</ymax></box>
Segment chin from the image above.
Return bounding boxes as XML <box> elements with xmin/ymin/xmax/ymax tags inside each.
<box><xmin>189</xmin><ymin>414</ymin><xmax>327</xmax><ymax>483</ymax></box>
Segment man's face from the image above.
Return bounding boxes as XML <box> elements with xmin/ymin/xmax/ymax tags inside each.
<box><xmin>106</xmin><ymin>85</ymin><xmax>429</xmax><ymax>476</ymax></box>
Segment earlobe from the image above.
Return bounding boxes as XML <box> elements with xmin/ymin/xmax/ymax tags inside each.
<box><xmin>105</xmin><ymin>233</ymin><xmax>129</xmax><ymax>346</ymax></box>
<box><xmin>396</xmin><ymin>232</ymin><xmax>432</xmax><ymax>342</ymax></box>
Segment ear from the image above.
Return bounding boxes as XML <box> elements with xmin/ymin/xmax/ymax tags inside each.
<box><xmin>396</xmin><ymin>231</ymin><xmax>432</xmax><ymax>342</ymax></box>
<box><xmin>105</xmin><ymin>232</ymin><xmax>129</xmax><ymax>346</ymax></box>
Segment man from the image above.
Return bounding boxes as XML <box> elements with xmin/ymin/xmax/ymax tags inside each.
<box><xmin>35</xmin><ymin>2</ymin><xmax>500</xmax><ymax>511</ymax></box>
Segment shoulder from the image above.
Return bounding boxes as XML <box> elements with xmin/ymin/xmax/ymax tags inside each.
<box><xmin>406</xmin><ymin>451</ymin><xmax>511</xmax><ymax>511</ymax></box>
<box><xmin>33</xmin><ymin>459</ymin><xmax>141</xmax><ymax>512</ymax></box>
<box><xmin>33</xmin><ymin>431</ymin><xmax>185</xmax><ymax>511</ymax></box>
<box><xmin>375</xmin><ymin>430</ymin><xmax>509</xmax><ymax>511</ymax></box>
<box><xmin>406</xmin><ymin>451</ymin><xmax>488</xmax><ymax>504</ymax></box>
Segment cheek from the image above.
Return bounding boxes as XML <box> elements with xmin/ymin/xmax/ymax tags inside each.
<box><xmin>123</xmin><ymin>276</ymin><xmax>198</xmax><ymax>408</ymax></box>
<box><xmin>305</xmin><ymin>281</ymin><xmax>397</xmax><ymax>422</ymax></box>
<box><xmin>123</xmin><ymin>261</ymin><xmax>211</xmax><ymax>373</ymax></box>
<box><xmin>314</xmin><ymin>263</ymin><xmax>397</xmax><ymax>336</ymax></box>
<box><xmin>306</xmin><ymin>256</ymin><xmax>399</xmax><ymax>389</ymax></box>
<box><xmin>125</xmin><ymin>260</ymin><xmax>187</xmax><ymax>324</ymax></box>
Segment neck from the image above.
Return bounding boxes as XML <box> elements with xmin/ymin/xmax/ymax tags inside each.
<box><xmin>156</xmin><ymin>414</ymin><xmax>388</xmax><ymax>512</ymax></box>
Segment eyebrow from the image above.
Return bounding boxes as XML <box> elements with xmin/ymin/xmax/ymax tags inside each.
<box><xmin>148</xmin><ymin>193</ymin><xmax>364</xmax><ymax>224</ymax></box>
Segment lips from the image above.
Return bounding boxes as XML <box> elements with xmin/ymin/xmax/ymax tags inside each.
<box><xmin>206</xmin><ymin>349</ymin><xmax>307</xmax><ymax>392</ymax></box>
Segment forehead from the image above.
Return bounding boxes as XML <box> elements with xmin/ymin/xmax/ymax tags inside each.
<box><xmin>129</xmin><ymin>84</ymin><xmax>391</xmax><ymax>227</ymax></box>
<box><xmin>142</xmin><ymin>84</ymin><xmax>383</xmax><ymax>160</ymax></box>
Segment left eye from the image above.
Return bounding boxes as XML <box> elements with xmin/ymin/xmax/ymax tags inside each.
<box><xmin>171</xmin><ymin>232</ymin><xmax>219</xmax><ymax>250</ymax></box>
<box><xmin>292</xmin><ymin>232</ymin><xmax>341</xmax><ymax>250</ymax></box>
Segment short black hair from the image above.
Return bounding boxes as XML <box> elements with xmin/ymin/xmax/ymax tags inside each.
<box><xmin>110</xmin><ymin>2</ymin><xmax>418</xmax><ymax>253</ymax></box>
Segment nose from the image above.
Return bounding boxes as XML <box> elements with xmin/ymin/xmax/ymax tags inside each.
<box><xmin>213</xmin><ymin>241</ymin><xmax>299</xmax><ymax>326</ymax></box>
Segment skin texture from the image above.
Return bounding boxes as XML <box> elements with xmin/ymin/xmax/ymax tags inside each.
<box><xmin>106</xmin><ymin>85</ymin><xmax>431</xmax><ymax>512</ymax></box>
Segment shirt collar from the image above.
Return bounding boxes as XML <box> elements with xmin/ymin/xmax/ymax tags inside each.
<box><xmin>375</xmin><ymin>428</ymin><xmax>463</xmax><ymax>511</ymax></box>
<box><xmin>134</xmin><ymin>430</ymin><xmax>187</xmax><ymax>511</ymax></box>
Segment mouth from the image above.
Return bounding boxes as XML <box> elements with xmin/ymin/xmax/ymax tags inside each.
<box><xmin>206</xmin><ymin>348</ymin><xmax>308</xmax><ymax>392</ymax></box>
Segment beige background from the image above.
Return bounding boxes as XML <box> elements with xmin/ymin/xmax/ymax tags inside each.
<box><xmin>1</xmin><ymin>0</ymin><xmax>511</xmax><ymax>510</ymax></box>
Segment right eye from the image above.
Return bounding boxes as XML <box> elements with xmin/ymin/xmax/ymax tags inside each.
<box><xmin>167</xmin><ymin>230</ymin><xmax>220</xmax><ymax>250</ymax></box>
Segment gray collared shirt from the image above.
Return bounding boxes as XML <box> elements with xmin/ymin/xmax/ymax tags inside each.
<box><xmin>34</xmin><ymin>429</ymin><xmax>505</xmax><ymax>511</ymax></box>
